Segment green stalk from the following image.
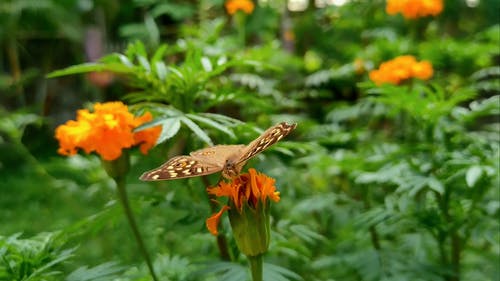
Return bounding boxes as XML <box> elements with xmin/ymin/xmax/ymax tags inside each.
<box><xmin>114</xmin><ymin>176</ymin><xmax>159</xmax><ymax>281</ymax></box>
<box><xmin>103</xmin><ymin>153</ymin><xmax>159</xmax><ymax>281</ymax></box>
<box><xmin>6</xmin><ymin>38</ymin><xmax>25</xmax><ymax>105</ymax></box>
<box><xmin>363</xmin><ymin>186</ymin><xmax>381</xmax><ymax>251</ymax></box>
<box><xmin>234</xmin><ymin>12</ymin><xmax>246</xmax><ymax>47</ymax></box>
<box><xmin>247</xmin><ymin>254</ymin><xmax>263</xmax><ymax>281</ymax></box>
<box><xmin>450</xmin><ymin>233</ymin><xmax>461</xmax><ymax>281</ymax></box>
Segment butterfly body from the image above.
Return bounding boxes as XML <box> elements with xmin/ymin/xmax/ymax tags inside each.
<box><xmin>190</xmin><ymin>144</ymin><xmax>247</xmax><ymax>178</ymax></box>
<box><xmin>140</xmin><ymin>122</ymin><xmax>297</xmax><ymax>181</ymax></box>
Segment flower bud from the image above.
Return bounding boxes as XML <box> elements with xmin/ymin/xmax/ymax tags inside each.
<box><xmin>228</xmin><ymin>199</ymin><xmax>271</xmax><ymax>257</ymax></box>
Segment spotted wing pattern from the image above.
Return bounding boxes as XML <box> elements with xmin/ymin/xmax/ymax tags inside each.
<box><xmin>139</xmin><ymin>122</ymin><xmax>297</xmax><ymax>181</ymax></box>
<box><xmin>237</xmin><ymin>122</ymin><xmax>297</xmax><ymax>163</ymax></box>
<box><xmin>139</xmin><ymin>155</ymin><xmax>222</xmax><ymax>181</ymax></box>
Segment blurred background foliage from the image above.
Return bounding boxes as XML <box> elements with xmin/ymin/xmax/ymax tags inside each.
<box><xmin>1</xmin><ymin>0</ymin><xmax>499</xmax><ymax>280</ymax></box>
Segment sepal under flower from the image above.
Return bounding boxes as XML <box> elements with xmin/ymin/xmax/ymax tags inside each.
<box><xmin>228</xmin><ymin>199</ymin><xmax>271</xmax><ymax>257</ymax></box>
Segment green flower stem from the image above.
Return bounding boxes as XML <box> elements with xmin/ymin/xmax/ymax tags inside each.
<box><xmin>115</xmin><ymin>176</ymin><xmax>159</xmax><ymax>281</ymax></box>
<box><xmin>248</xmin><ymin>254</ymin><xmax>263</xmax><ymax>281</ymax></box>
<box><xmin>234</xmin><ymin>11</ymin><xmax>246</xmax><ymax>47</ymax></box>
<box><xmin>103</xmin><ymin>152</ymin><xmax>159</xmax><ymax>281</ymax></box>
<box><xmin>247</xmin><ymin>255</ymin><xmax>263</xmax><ymax>281</ymax></box>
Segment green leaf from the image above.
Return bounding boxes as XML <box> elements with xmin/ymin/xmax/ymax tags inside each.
<box><xmin>167</xmin><ymin>66</ymin><xmax>184</xmax><ymax>80</ymax></box>
<box><xmin>155</xmin><ymin>61</ymin><xmax>168</xmax><ymax>80</ymax></box>
<box><xmin>28</xmin><ymin>248</ymin><xmax>75</xmax><ymax>279</ymax></box>
<box><xmin>180</xmin><ymin>116</ymin><xmax>213</xmax><ymax>145</ymax></box>
<box><xmin>201</xmin><ymin>57</ymin><xmax>212</xmax><ymax>72</ymax></box>
<box><xmin>144</xmin><ymin>13</ymin><xmax>160</xmax><ymax>46</ymax></box>
<box><xmin>150</xmin><ymin>2</ymin><xmax>195</xmax><ymax>20</ymax></box>
<box><xmin>151</xmin><ymin>44</ymin><xmax>168</xmax><ymax>64</ymax></box>
<box><xmin>186</xmin><ymin>113</ymin><xmax>235</xmax><ymax>138</ymax></box>
<box><xmin>289</xmin><ymin>224</ymin><xmax>325</xmax><ymax>244</ymax></box>
<box><xmin>138</xmin><ymin>55</ymin><xmax>151</xmax><ymax>72</ymax></box>
<box><xmin>134</xmin><ymin>115</ymin><xmax>182</xmax><ymax>144</ymax></box>
<box><xmin>157</xmin><ymin>117</ymin><xmax>182</xmax><ymax>144</ymax></box>
<box><xmin>114</xmin><ymin>53</ymin><xmax>134</xmax><ymax>67</ymax></box>
<box><xmin>264</xmin><ymin>263</ymin><xmax>303</xmax><ymax>281</ymax></box>
<box><xmin>199</xmin><ymin>113</ymin><xmax>243</xmax><ymax>127</ymax></box>
<box><xmin>192</xmin><ymin>262</ymin><xmax>246</xmax><ymax>281</ymax></box>
<box><xmin>66</xmin><ymin>262</ymin><xmax>125</xmax><ymax>281</ymax></box>
<box><xmin>428</xmin><ymin>177</ymin><xmax>445</xmax><ymax>194</ymax></box>
<box><xmin>466</xmin><ymin>166</ymin><xmax>483</xmax><ymax>188</ymax></box>
<box><xmin>46</xmin><ymin>63</ymin><xmax>132</xmax><ymax>78</ymax></box>
<box><xmin>128</xmin><ymin>40</ymin><xmax>147</xmax><ymax>57</ymax></box>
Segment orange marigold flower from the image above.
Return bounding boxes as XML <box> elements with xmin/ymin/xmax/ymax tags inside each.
<box><xmin>55</xmin><ymin>101</ymin><xmax>161</xmax><ymax>161</ymax></box>
<box><xmin>411</xmin><ymin>60</ymin><xmax>434</xmax><ymax>80</ymax></box>
<box><xmin>132</xmin><ymin>112</ymin><xmax>161</xmax><ymax>155</ymax></box>
<box><xmin>369</xmin><ymin>55</ymin><xmax>434</xmax><ymax>85</ymax></box>
<box><xmin>386</xmin><ymin>0</ymin><xmax>443</xmax><ymax>19</ymax></box>
<box><xmin>206</xmin><ymin>168</ymin><xmax>280</xmax><ymax>236</ymax></box>
<box><xmin>225</xmin><ymin>0</ymin><xmax>255</xmax><ymax>15</ymax></box>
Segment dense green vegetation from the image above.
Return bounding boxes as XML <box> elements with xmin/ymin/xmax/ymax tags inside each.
<box><xmin>1</xmin><ymin>0</ymin><xmax>499</xmax><ymax>280</ymax></box>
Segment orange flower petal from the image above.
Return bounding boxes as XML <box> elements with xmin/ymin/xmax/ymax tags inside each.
<box><xmin>412</xmin><ymin>61</ymin><xmax>434</xmax><ymax>80</ymax></box>
<box><xmin>133</xmin><ymin>112</ymin><xmax>161</xmax><ymax>155</ymax></box>
<box><xmin>248</xmin><ymin>168</ymin><xmax>261</xmax><ymax>202</ymax></box>
<box><xmin>260</xmin><ymin>175</ymin><xmax>280</xmax><ymax>203</ymax></box>
<box><xmin>55</xmin><ymin>119</ymin><xmax>93</xmax><ymax>156</ymax></box>
<box><xmin>386</xmin><ymin>0</ymin><xmax>443</xmax><ymax>19</ymax></box>
<box><xmin>370</xmin><ymin>55</ymin><xmax>434</xmax><ymax>85</ymax></box>
<box><xmin>206</xmin><ymin>205</ymin><xmax>230</xmax><ymax>236</ymax></box>
<box><xmin>207</xmin><ymin>168</ymin><xmax>280</xmax><ymax>217</ymax></box>
<box><xmin>225</xmin><ymin>0</ymin><xmax>255</xmax><ymax>15</ymax></box>
<box><xmin>208</xmin><ymin>181</ymin><xmax>235</xmax><ymax>197</ymax></box>
<box><xmin>54</xmin><ymin>101</ymin><xmax>160</xmax><ymax>161</ymax></box>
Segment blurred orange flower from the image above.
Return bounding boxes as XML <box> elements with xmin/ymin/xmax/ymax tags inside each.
<box><xmin>386</xmin><ymin>0</ymin><xmax>443</xmax><ymax>19</ymax></box>
<box><xmin>86</xmin><ymin>71</ymin><xmax>114</xmax><ymax>88</ymax></box>
<box><xmin>55</xmin><ymin>101</ymin><xmax>161</xmax><ymax>161</ymax></box>
<box><xmin>369</xmin><ymin>55</ymin><xmax>433</xmax><ymax>85</ymax></box>
<box><xmin>206</xmin><ymin>168</ymin><xmax>280</xmax><ymax>235</ymax></box>
<box><xmin>225</xmin><ymin>0</ymin><xmax>255</xmax><ymax>15</ymax></box>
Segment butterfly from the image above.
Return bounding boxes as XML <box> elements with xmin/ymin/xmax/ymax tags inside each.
<box><xmin>139</xmin><ymin>122</ymin><xmax>297</xmax><ymax>181</ymax></box>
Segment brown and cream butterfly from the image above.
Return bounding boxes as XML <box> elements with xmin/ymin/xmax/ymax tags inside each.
<box><xmin>139</xmin><ymin>122</ymin><xmax>297</xmax><ymax>181</ymax></box>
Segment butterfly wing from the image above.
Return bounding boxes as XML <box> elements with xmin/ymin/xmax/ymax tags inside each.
<box><xmin>237</xmin><ymin>122</ymin><xmax>297</xmax><ymax>163</ymax></box>
<box><xmin>139</xmin><ymin>123</ymin><xmax>296</xmax><ymax>181</ymax></box>
<box><xmin>190</xmin><ymin>145</ymin><xmax>246</xmax><ymax>165</ymax></box>
<box><xmin>139</xmin><ymin>155</ymin><xmax>222</xmax><ymax>181</ymax></box>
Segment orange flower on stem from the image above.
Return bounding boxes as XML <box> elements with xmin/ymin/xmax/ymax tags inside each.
<box><xmin>55</xmin><ymin>101</ymin><xmax>161</xmax><ymax>281</ymax></box>
<box><xmin>55</xmin><ymin>101</ymin><xmax>161</xmax><ymax>161</ymax></box>
<box><xmin>207</xmin><ymin>168</ymin><xmax>279</xmax><ymax>281</ymax></box>
<box><xmin>369</xmin><ymin>55</ymin><xmax>433</xmax><ymax>85</ymax></box>
<box><xmin>386</xmin><ymin>0</ymin><xmax>443</xmax><ymax>19</ymax></box>
<box><xmin>207</xmin><ymin>169</ymin><xmax>280</xmax><ymax>235</ymax></box>
<box><xmin>225</xmin><ymin>0</ymin><xmax>255</xmax><ymax>15</ymax></box>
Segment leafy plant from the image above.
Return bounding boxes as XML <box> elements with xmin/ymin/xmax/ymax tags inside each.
<box><xmin>0</xmin><ymin>232</ymin><xmax>74</xmax><ymax>281</ymax></box>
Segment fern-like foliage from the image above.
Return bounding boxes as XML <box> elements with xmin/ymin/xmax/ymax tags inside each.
<box><xmin>66</xmin><ymin>262</ymin><xmax>125</xmax><ymax>281</ymax></box>
<box><xmin>0</xmin><ymin>232</ymin><xmax>75</xmax><ymax>281</ymax></box>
